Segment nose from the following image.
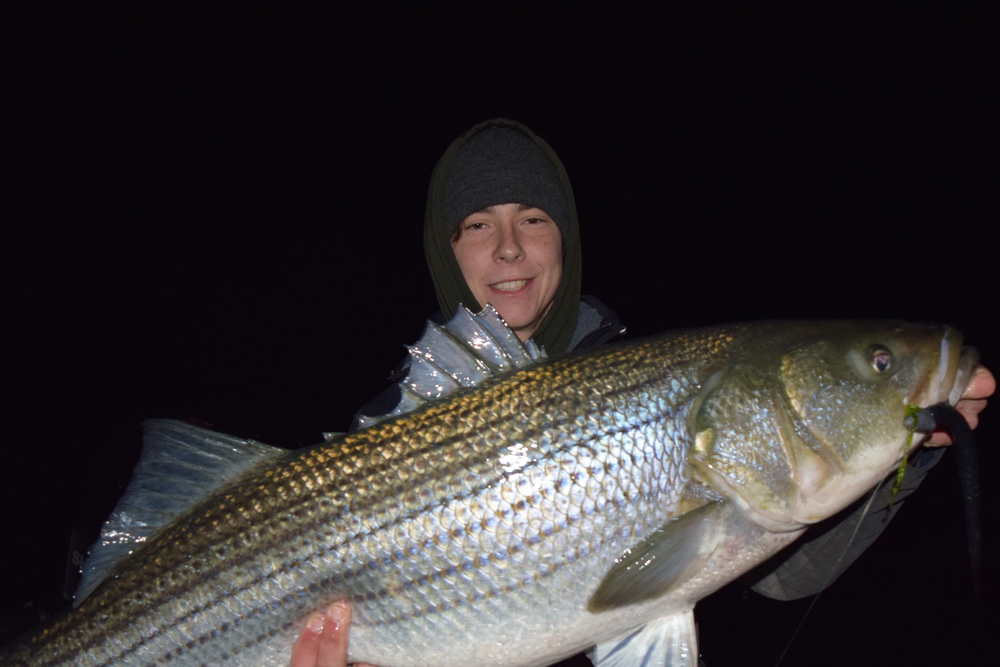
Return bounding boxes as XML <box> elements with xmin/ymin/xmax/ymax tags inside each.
<box><xmin>494</xmin><ymin>223</ymin><xmax>524</xmax><ymax>262</ymax></box>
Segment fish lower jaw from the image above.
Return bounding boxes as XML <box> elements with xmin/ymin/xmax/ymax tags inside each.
<box><xmin>793</xmin><ymin>460</ymin><xmax>906</xmax><ymax>524</ymax></box>
<box><xmin>740</xmin><ymin>504</ymin><xmax>807</xmax><ymax>533</ymax></box>
<box><xmin>695</xmin><ymin>453</ymin><xmax>904</xmax><ymax>531</ymax></box>
<box><xmin>692</xmin><ymin>468</ymin><xmax>805</xmax><ymax>533</ymax></box>
<box><xmin>790</xmin><ymin>453</ymin><xmax>864</xmax><ymax>523</ymax></box>
<box><xmin>748</xmin><ymin>472</ymin><xmax>891</xmax><ymax>527</ymax></box>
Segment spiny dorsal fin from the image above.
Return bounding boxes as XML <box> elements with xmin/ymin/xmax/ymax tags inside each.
<box><xmin>355</xmin><ymin>303</ymin><xmax>546</xmax><ymax>429</ymax></box>
<box><xmin>74</xmin><ymin>419</ymin><xmax>283</xmax><ymax>606</ymax></box>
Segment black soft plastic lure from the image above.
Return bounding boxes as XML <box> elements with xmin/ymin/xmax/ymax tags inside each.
<box><xmin>906</xmin><ymin>402</ymin><xmax>981</xmax><ymax>602</ymax></box>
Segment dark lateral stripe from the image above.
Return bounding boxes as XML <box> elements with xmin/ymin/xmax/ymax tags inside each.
<box><xmin>35</xmin><ymin>449</ymin><xmax>501</xmax><ymax>667</ymax></box>
<box><xmin>369</xmin><ymin>485</ymin><xmax>617</xmax><ymax>627</ymax></box>
<box><xmin>131</xmin><ymin>434</ymin><xmax>645</xmax><ymax>667</ymax></box>
<box><xmin>76</xmin><ymin>364</ymin><xmax>627</xmax><ymax>626</ymax></box>
<box><xmin>43</xmin><ymin>452</ymin><xmax>525</xmax><ymax>665</ymax></box>
<box><xmin>42</xmin><ymin>368</ymin><xmax>686</xmax><ymax>665</ymax></box>
<box><xmin>55</xmin><ymin>414</ymin><xmax>513</xmax><ymax>649</ymax></box>
<box><xmin>603</xmin><ymin>371</ymin><xmax>689</xmax><ymax>399</ymax></box>
<box><xmin>68</xmin><ymin>416</ymin><xmax>530</xmax><ymax>645</ymax></box>
<box><xmin>74</xmin><ymin>400</ymin><xmax>596</xmax><ymax>635</ymax></box>
<box><xmin>35</xmin><ymin>404</ymin><xmax>672</xmax><ymax>667</ymax></box>
<box><xmin>78</xmin><ymin>360</ymin><xmax>671</xmax><ymax>630</ymax></box>
<box><xmin>94</xmin><ymin>456</ymin><xmax>558</xmax><ymax>665</ymax></box>
<box><xmin>93</xmin><ymin>413</ymin><xmax>672</xmax><ymax>667</ymax></box>
<box><xmin>376</xmin><ymin>516</ymin><xmax>603</xmax><ymax>628</ymax></box>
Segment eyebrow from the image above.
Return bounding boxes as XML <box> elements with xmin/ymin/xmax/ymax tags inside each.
<box><xmin>474</xmin><ymin>203</ymin><xmax>534</xmax><ymax>214</ymax></box>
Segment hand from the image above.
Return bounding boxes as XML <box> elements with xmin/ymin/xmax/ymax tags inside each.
<box><xmin>290</xmin><ymin>602</ymin><xmax>377</xmax><ymax>667</ymax></box>
<box><xmin>925</xmin><ymin>365</ymin><xmax>995</xmax><ymax>447</ymax></box>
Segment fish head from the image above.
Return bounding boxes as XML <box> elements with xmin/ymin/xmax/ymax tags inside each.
<box><xmin>780</xmin><ymin>321</ymin><xmax>977</xmax><ymax>524</ymax></box>
<box><xmin>689</xmin><ymin>321</ymin><xmax>977</xmax><ymax>532</ymax></box>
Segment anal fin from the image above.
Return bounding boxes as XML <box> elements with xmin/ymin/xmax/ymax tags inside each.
<box><xmin>589</xmin><ymin>611</ymin><xmax>699</xmax><ymax>667</ymax></box>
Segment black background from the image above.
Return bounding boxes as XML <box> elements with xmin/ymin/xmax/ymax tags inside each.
<box><xmin>3</xmin><ymin>8</ymin><xmax>998</xmax><ymax>666</ymax></box>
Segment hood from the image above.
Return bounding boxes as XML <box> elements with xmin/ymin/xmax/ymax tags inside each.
<box><xmin>423</xmin><ymin>118</ymin><xmax>583</xmax><ymax>355</ymax></box>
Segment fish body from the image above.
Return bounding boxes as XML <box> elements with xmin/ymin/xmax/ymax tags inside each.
<box><xmin>3</xmin><ymin>318</ymin><xmax>974</xmax><ymax>667</ymax></box>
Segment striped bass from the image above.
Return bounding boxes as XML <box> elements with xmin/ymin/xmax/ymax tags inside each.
<box><xmin>2</xmin><ymin>309</ymin><xmax>978</xmax><ymax>667</ymax></box>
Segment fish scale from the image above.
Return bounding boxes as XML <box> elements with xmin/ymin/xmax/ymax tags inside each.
<box><xmin>5</xmin><ymin>320</ymin><xmax>967</xmax><ymax>667</ymax></box>
<box><xmin>13</xmin><ymin>330</ymin><xmax>715</xmax><ymax>667</ymax></box>
<box><xmin>341</xmin><ymin>345</ymin><xmax>702</xmax><ymax>666</ymax></box>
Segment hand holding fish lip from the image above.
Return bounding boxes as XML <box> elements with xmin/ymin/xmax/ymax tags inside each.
<box><xmin>924</xmin><ymin>366</ymin><xmax>994</xmax><ymax>447</ymax></box>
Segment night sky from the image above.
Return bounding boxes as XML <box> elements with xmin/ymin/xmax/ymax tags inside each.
<box><xmin>4</xmin><ymin>9</ymin><xmax>998</xmax><ymax>666</ymax></box>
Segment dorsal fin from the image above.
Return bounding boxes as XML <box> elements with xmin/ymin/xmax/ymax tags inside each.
<box><xmin>354</xmin><ymin>303</ymin><xmax>546</xmax><ymax>429</ymax></box>
<box><xmin>74</xmin><ymin>419</ymin><xmax>283</xmax><ymax>606</ymax></box>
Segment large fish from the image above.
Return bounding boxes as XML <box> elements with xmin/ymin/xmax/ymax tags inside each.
<box><xmin>2</xmin><ymin>309</ymin><xmax>979</xmax><ymax>667</ymax></box>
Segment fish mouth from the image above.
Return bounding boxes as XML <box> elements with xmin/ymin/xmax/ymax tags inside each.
<box><xmin>910</xmin><ymin>326</ymin><xmax>980</xmax><ymax>408</ymax></box>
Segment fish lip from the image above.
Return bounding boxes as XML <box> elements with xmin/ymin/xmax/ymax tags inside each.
<box><xmin>948</xmin><ymin>346</ymin><xmax>981</xmax><ymax>405</ymax></box>
<box><xmin>909</xmin><ymin>325</ymin><xmax>975</xmax><ymax>408</ymax></box>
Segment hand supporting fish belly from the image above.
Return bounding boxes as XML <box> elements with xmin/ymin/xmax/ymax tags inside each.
<box><xmin>2</xmin><ymin>308</ymin><xmax>984</xmax><ymax>667</ymax></box>
<box><xmin>291</xmin><ymin>603</ymin><xmax>377</xmax><ymax>667</ymax></box>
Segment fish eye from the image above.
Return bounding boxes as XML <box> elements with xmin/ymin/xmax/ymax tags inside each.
<box><xmin>868</xmin><ymin>346</ymin><xmax>893</xmax><ymax>373</ymax></box>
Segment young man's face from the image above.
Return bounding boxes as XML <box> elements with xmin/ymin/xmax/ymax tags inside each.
<box><xmin>451</xmin><ymin>203</ymin><xmax>562</xmax><ymax>342</ymax></box>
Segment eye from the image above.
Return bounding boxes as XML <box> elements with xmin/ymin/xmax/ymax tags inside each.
<box><xmin>868</xmin><ymin>346</ymin><xmax>893</xmax><ymax>373</ymax></box>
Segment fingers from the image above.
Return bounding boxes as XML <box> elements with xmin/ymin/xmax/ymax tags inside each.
<box><xmin>955</xmin><ymin>398</ymin><xmax>988</xmax><ymax>431</ymax></box>
<box><xmin>953</xmin><ymin>365</ymin><xmax>993</xmax><ymax>433</ymax></box>
<box><xmin>317</xmin><ymin>603</ymin><xmax>350</xmax><ymax>667</ymax></box>
<box><xmin>290</xmin><ymin>611</ymin><xmax>325</xmax><ymax>667</ymax></box>
<box><xmin>962</xmin><ymin>366</ymin><xmax>996</xmax><ymax>401</ymax></box>
<box><xmin>290</xmin><ymin>602</ymin><xmax>351</xmax><ymax>667</ymax></box>
<box><xmin>924</xmin><ymin>366</ymin><xmax>993</xmax><ymax>448</ymax></box>
<box><xmin>924</xmin><ymin>431</ymin><xmax>952</xmax><ymax>447</ymax></box>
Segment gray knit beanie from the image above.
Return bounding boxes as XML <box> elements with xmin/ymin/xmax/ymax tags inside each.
<box><xmin>442</xmin><ymin>127</ymin><xmax>570</xmax><ymax>238</ymax></box>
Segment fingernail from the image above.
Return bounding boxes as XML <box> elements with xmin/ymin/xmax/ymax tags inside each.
<box><xmin>306</xmin><ymin>613</ymin><xmax>325</xmax><ymax>633</ymax></box>
<box><xmin>328</xmin><ymin>602</ymin><xmax>348</xmax><ymax>631</ymax></box>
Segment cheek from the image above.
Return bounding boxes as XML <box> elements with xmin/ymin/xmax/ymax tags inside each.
<box><xmin>540</xmin><ymin>240</ymin><xmax>562</xmax><ymax>283</ymax></box>
<box><xmin>453</xmin><ymin>242</ymin><xmax>486</xmax><ymax>282</ymax></box>
<box><xmin>452</xmin><ymin>246</ymin><xmax>494</xmax><ymax>309</ymax></box>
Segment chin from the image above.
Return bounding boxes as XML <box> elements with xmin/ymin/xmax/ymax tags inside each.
<box><xmin>489</xmin><ymin>299</ymin><xmax>543</xmax><ymax>330</ymax></box>
<box><xmin>501</xmin><ymin>318</ymin><xmax>530</xmax><ymax>332</ymax></box>
<box><xmin>494</xmin><ymin>309</ymin><xmax>529</xmax><ymax>329</ymax></box>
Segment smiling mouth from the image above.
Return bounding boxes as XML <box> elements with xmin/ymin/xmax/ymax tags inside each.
<box><xmin>489</xmin><ymin>279</ymin><xmax>531</xmax><ymax>292</ymax></box>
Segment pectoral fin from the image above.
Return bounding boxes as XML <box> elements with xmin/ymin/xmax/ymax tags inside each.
<box><xmin>588</xmin><ymin>611</ymin><xmax>698</xmax><ymax>667</ymax></box>
<box><xmin>588</xmin><ymin>502</ymin><xmax>733</xmax><ymax>612</ymax></box>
